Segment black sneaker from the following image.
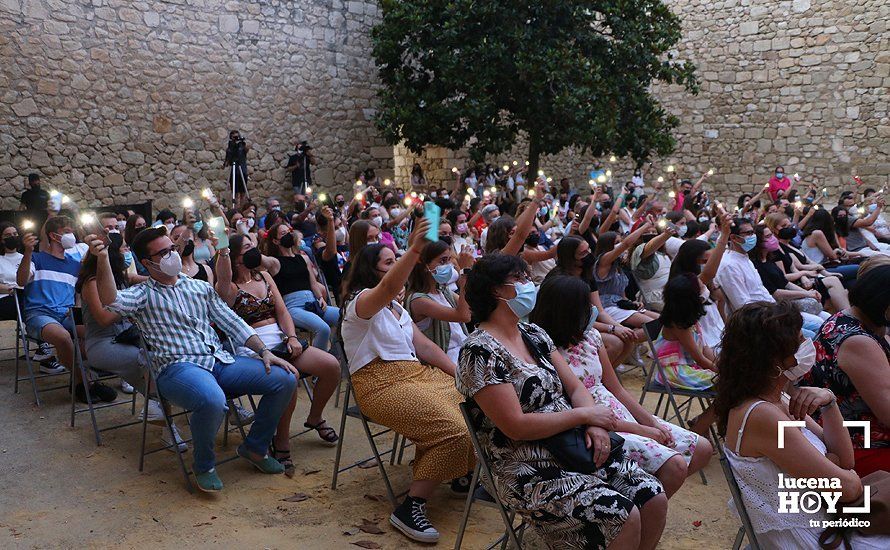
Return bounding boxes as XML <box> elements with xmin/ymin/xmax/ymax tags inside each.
<box><xmin>450</xmin><ymin>472</ymin><xmax>473</xmax><ymax>495</ymax></box>
<box><xmin>390</xmin><ymin>496</ymin><xmax>440</xmax><ymax>543</ymax></box>
<box><xmin>75</xmin><ymin>383</ymin><xmax>118</xmax><ymax>404</ymax></box>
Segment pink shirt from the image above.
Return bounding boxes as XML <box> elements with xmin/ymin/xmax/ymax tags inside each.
<box><xmin>768</xmin><ymin>176</ymin><xmax>791</xmax><ymax>202</ymax></box>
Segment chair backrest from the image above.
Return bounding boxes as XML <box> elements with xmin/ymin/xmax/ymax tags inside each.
<box><xmin>459</xmin><ymin>401</ymin><xmax>499</xmax><ymax>496</ymax></box>
<box><xmin>718</xmin><ymin>447</ymin><xmax>762</xmax><ymax>550</ymax></box>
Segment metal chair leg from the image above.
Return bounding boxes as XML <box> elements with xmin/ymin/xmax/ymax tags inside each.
<box><xmin>454</xmin><ymin>463</ymin><xmax>482</xmax><ymax>550</ymax></box>
<box><xmin>330</xmin><ymin>382</ymin><xmax>352</xmax><ymax>491</ymax></box>
<box><xmin>360</xmin><ymin>414</ymin><xmax>398</xmax><ymax>506</ymax></box>
<box><xmin>733</xmin><ymin>527</ymin><xmax>745</xmax><ymax>550</ymax></box>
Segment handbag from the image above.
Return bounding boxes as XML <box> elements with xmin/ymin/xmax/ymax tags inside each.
<box><xmin>112</xmin><ymin>324</ymin><xmax>141</xmax><ymax>347</ymax></box>
<box><xmin>819</xmin><ymin>469</ymin><xmax>890</xmax><ymax>549</ymax></box>
<box><xmin>540</xmin><ymin>427</ymin><xmax>626</xmax><ymax>474</ymax></box>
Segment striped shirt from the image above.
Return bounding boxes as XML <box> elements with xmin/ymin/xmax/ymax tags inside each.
<box><xmin>105</xmin><ymin>274</ymin><xmax>256</xmax><ymax>375</ymax></box>
<box><xmin>24</xmin><ymin>251</ymin><xmax>80</xmax><ymax>317</ymax></box>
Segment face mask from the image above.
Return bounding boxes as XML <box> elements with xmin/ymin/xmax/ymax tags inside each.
<box><xmin>122</xmin><ymin>250</ymin><xmax>134</xmax><ymax>268</ymax></box>
<box><xmin>677</xmin><ymin>225</ymin><xmax>688</xmax><ymax>237</ymax></box>
<box><xmin>271</xmin><ymin>206</ymin><xmax>281</xmax><ymax>212</ymax></box>
<box><xmin>585</xmin><ymin>305</ymin><xmax>599</xmax><ymax>333</ymax></box>
<box><xmin>431</xmin><ymin>264</ymin><xmax>454</xmax><ymax>285</ymax></box>
<box><xmin>456</xmin><ymin>223</ymin><xmax>469</xmax><ymax>235</ymax></box>
<box><xmin>59</xmin><ymin>232</ymin><xmax>77</xmax><ymax>250</ymax></box>
<box><xmin>246</xmin><ymin>218</ymin><xmax>255</xmax><ymax>229</ymax></box>
<box><xmin>580</xmin><ymin>253</ymin><xmax>596</xmax><ymax>270</ymax></box>
<box><xmin>336</xmin><ymin>199</ymin><xmax>345</xmax><ymax>206</ymax></box>
<box><xmin>776</xmin><ymin>172</ymin><xmax>785</xmax><ymax>180</ymax></box>
<box><xmin>525</xmin><ymin>232</ymin><xmax>540</xmax><ymax>247</ymax></box>
<box><xmin>539</xmin><ymin>206</ymin><xmax>548</xmax><ymax>217</ymax></box>
<box><xmin>116</xmin><ymin>220</ymin><xmax>127</xmax><ymax>231</ymax></box>
<box><xmin>295</xmin><ymin>201</ymin><xmax>306</xmax><ymax>213</ymax></box>
<box><xmin>242</xmin><ymin>247</ymin><xmax>262</xmax><ymax>270</ymax></box>
<box><xmin>499</xmin><ymin>281</ymin><xmax>538</xmax><ymax>318</ymax></box>
<box><xmin>739</xmin><ymin>235</ymin><xmax>757</xmax><ymax>252</ymax></box>
<box><xmin>390</xmin><ymin>208</ymin><xmax>402</xmax><ymax>218</ymax></box>
<box><xmin>182</xmin><ymin>239</ymin><xmax>195</xmax><ymax>257</ymax></box>
<box><xmin>164</xmin><ymin>223</ymin><xmax>175</xmax><ymax>234</ymax></box>
<box><xmin>490</xmin><ymin>215</ymin><xmax>500</xmax><ymax>223</ymax></box>
<box><xmin>698</xmin><ymin>216</ymin><xmax>710</xmax><ymax>224</ymax></box>
<box><xmin>335</xmin><ymin>227</ymin><xmax>347</xmax><ymax>242</ymax></box>
<box><xmin>149</xmin><ymin>250</ymin><xmax>182</xmax><ymax>277</ymax></box>
<box><xmin>440</xmin><ymin>235</ymin><xmax>453</xmax><ymax>246</ymax></box>
<box><xmin>279</xmin><ymin>233</ymin><xmax>295</xmax><ymax>249</ymax></box>
<box><xmin>107</xmin><ymin>231</ymin><xmax>123</xmax><ymax>250</ymax></box>
<box><xmin>763</xmin><ymin>235</ymin><xmax>780</xmax><ymax>252</ymax></box>
<box><xmin>868</xmin><ymin>203</ymin><xmax>878</xmax><ymax>212</ymax></box>
<box><xmin>4</xmin><ymin>236</ymin><xmax>21</xmax><ymax>250</ymax></box>
<box><xmin>193</xmin><ymin>220</ymin><xmax>204</xmax><ymax>232</ymax></box>
<box><xmin>783</xmin><ymin>338</ymin><xmax>816</xmax><ymax>381</ymax></box>
<box><xmin>370</xmin><ymin>216</ymin><xmax>383</xmax><ymax>228</ymax></box>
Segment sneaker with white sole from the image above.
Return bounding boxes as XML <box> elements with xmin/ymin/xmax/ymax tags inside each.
<box><xmin>138</xmin><ymin>399</ymin><xmax>167</xmax><ymax>425</ymax></box>
<box><xmin>162</xmin><ymin>423</ymin><xmax>188</xmax><ymax>453</ymax></box>
<box><xmin>32</xmin><ymin>342</ymin><xmax>54</xmax><ymax>362</ymax></box>
<box><xmin>390</xmin><ymin>496</ymin><xmax>440</xmax><ymax>543</ymax></box>
<box><xmin>615</xmin><ymin>363</ymin><xmax>633</xmax><ymax>374</ymax></box>
<box><xmin>120</xmin><ymin>380</ymin><xmax>135</xmax><ymax>394</ymax></box>
<box><xmin>229</xmin><ymin>404</ymin><xmax>255</xmax><ymax>426</ymax></box>
<box><xmin>39</xmin><ymin>360</ymin><xmax>67</xmax><ymax>374</ymax></box>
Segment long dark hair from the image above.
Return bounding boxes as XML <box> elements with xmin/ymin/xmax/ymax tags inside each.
<box><xmin>669</xmin><ymin>239</ymin><xmax>711</xmax><ymax>280</ymax></box>
<box><xmin>464</xmin><ymin>253</ymin><xmax>528</xmax><ymax>323</ymax></box>
<box><xmin>124</xmin><ymin>214</ymin><xmax>145</xmax><ymax>246</ymax></box>
<box><xmin>714</xmin><ymin>301</ymin><xmax>803</xmax><ymax>436</ymax></box>
<box><xmin>529</xmin><ymin>275</ymin><xmax>592</xmax><ymax>349</ymax></box>
<box><xmin>485</xmin><ymin>215</ymin><xmax>516</xmax><ymax>253</ymax></box>
<box><xmin>593</xmin><ymin>231</ymin><xmax>619</xmax><ymax>259</ymax></box>
<box><xmin>76</xmin><ymin>243</ymin><xmax>127</xmax><ymax>293</ymax></box>
<box><xmin>340</xmin><ymin>243</ymin><xmax>387</xmax><ymax>303</ymax></box>
<box><xmin>660</xmin><ymin>273</ymin><xmax>706</xmax><ymax>330</ymax></box>
<box><xmin>802</xmin><ymin>208</ymin><xmax>839</xmax><ymax>249</ymax></box>
<box><xmin>407</xmin><ymin>240</ymin><xmax>449</xmax><ymax>294</ymax></box>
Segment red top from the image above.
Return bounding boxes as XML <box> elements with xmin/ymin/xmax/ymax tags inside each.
<box><xmin>767</xmin><ymin>175</ymin><xmax>791</xmax><ymax>202</ymax></box>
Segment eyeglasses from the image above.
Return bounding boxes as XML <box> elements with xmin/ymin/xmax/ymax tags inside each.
<box><xmin>148</xmin><ymin>246</ymin><xmax>175</xmax><ymax>260</ymax></box>
<box><xmin>737</xmin><ymin>229</ymin><xmax>755</xmax><ymax>237</ymax></box>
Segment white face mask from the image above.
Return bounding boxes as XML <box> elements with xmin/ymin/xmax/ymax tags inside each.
<box><xmin>59</xmin><ymin>232</ymin><xmax>77</xmax><ymax>250</ymax></box>
<box><xmin>246</xmin><ymin>217</ymin><xmax>255</xmax><ymax>229</ymax></box>
<box><xmin>783</xmin><ymin>338</ymin><xmax>817</xmax><ymax>381</ymax></box>
<box><xmin>677</xmin><ymin>225</ymin><xmax>688</xmax><ymax>237</ymax></box>
<box><xmin>335</xmin><ymin>227</ymin><xmax>347</xmax><ymax>242</ymax></box>
<box><xmin>117</xmin><ymin>220</ymin><xmax>127</xmax><ymax>231</ymax></box>
<box><xmin>150</xmin><ymin>250</ymin><xmax>183</xmax><ymax>278</ymax></box>
<box><xmin>370</xmin><ymin>216</ymin><xmax>383</xmax><ymax>228</ymax></box>
<box><xmin>389</xmin><ymin>208</ymin><xmax>402</xmax><ymax>218</ymax></box>
<box><xmin>164</xmin><ymin>223</ymin><xmax>175</xmax><ymax>233</ymax></box>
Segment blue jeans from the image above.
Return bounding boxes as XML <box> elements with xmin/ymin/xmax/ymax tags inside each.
<box><xmin>825</xmin><ymin>264</ymin><xmax>859</xmax><ymax>287</ymax></box>
<box><xmin>282</xmin><ymin>290</ymin><xmax>340</xmax><ymax>350</ymax></box>
<box><xmin>25</xmin><ymin>307</ymin><xmax>74</xmax><ymax>340</ymax></box>
<box><xmin>156</xmin><ymin>357</ymin><xmax>296</xmax><ymax>474</ymax></box>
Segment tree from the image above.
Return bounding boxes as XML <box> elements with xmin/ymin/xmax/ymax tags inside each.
<box><xmin>371</xmin><ymin>0</ymin><xmax>698</xmax><ymax>181</ymax></box>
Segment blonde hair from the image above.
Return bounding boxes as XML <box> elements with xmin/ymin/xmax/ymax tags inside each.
<box><xmin>764</xmin><ymin>212</ymin><xmax>788</xmax><ymax>234</ymax></box>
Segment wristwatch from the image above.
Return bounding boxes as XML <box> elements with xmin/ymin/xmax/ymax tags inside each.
<box><xmin>259</xmin><ymin>347</ymin><xmax>271</xmax><ymax>356</ymax></box>
<box><xmin>609</xmin><ymin>324</ymin><xmax>616</xmax><ymax>334</ymax></box>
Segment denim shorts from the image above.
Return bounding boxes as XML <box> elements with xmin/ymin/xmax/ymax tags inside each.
<box><xmin>25</xmin><ymin>308</ymin><xmax>74</xmax><ymax>340</ymax></box>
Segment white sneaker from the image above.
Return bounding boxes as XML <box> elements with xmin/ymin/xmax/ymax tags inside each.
<box><xmin>39</xmin><ymin>361</ymin><xmax>67</xmax><ymax>374</ymax></box>
<box><xmin>615</xmin><ymin>364</ymin><xmax>633</xmax><ymax>374</ymax></box>
<box><xmin>120</xmin><ymin>380</ymin><xmax>135</xmax><ymax>394</ymax></box>
<box><xmin>32</xmin><ymin>342</ymin><xmax>54</xmax><ymax>362</ymax></box>
<box><xmin>162</xmin><ymin>423</ymin><xmax>188</xmax><ymax>453</ymax></box>
<box><xmin>138</xmin><ymin>399</ymin><xmax>166</xmax><ymax>425</ymax></box>
<box><xmin>229</xmin><ymin>404</ymin><xmax>255</xmax><ymax>426</ymax></box>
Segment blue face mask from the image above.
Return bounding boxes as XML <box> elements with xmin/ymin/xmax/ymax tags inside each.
<box><xmin>740</xmin><ymin>235</ymin><xmax>757</xmax><ymax>252</ymax></box>
<box><xmin>193</xmin><ymin>220</ymin><xmax>204</xmax><ymax>232</ymax></box>
<box><xmin>431</xmin><ymin>264</ymin><xmax>454</xmax><ymax>285</ymax></box>
<box><xmin>585</xmin><ymin>305</ymin><xmax>599</xmax><ymax>333</ymax></box>
<box><xmin>868</xmin><ymin>203</ymin><xmax>878</xmax><ymax>212</ymax></box>
<box><xmin>501</xmin><ymin>281</ymin><xmax>538</xmax><ymax>319</ymax></box>
<box><xmin>776</xmin><ymin>172</ymin><xmax>784</xmax><ymax>180</ymax></box>
<box><xmin>122</xmin><ymin>251</ymin><xmax>134</xmax><ymax>268</ymax></box>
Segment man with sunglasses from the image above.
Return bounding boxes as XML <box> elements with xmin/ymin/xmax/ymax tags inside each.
<box><xmin>88</xmin><ymin>226</ymin><xmax>298</xmax><ymax>493</ymax></box>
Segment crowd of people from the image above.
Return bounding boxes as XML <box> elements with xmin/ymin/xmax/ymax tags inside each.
<box><xmin>2</xmin><ymin>163</ymin><xmax>889</xmax><ymax>548</ymax></box>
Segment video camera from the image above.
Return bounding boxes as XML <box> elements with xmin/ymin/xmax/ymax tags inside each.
<box><xmin>295</xmin><ymin>140</ymin><xmax>312</xmax><ymax>154</ymax></box>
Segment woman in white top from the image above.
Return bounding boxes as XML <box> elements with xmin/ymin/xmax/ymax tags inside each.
<box><xmin>405</xmin><ymin>239</ymin><xmax>474</xmax><ymax>363</ymax></box>
<box><xmin>715</xmin><ymin>301</ymin><xmax>889</xmax><ymax>549</ymax></box>
<box><xmin>0</xmin><ymin>222</ymin><xmax>31</xmax><ymax>320</ymax></box>
<box><xmin>339</xmin><ymin>218</ymin><xmax>474</xmax><ymax>545</ymax></box>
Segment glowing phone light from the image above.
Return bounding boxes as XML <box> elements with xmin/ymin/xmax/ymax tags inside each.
<box><xmin>80</xmin><ymin>212</ymin><xmax>95</xmax><ymax>225</ymax></box>
<box><xmin>666</xmin><ymin>165</ymin><xmax>675</xmax><ymax>173</ymax></box>
<box><xmin>201</xmin><ymin>188</ymin><xmax>212</xmax><ymax>199</ymax></box>
<box><xmin>22</xmin><ymin>219</ymin><xmax>35</xmax><ymax>230</ymax></box>
<box><xmin>182</xmin><ymin>197</ymin><xmax>194</xmax><ymax>209</ymax></box>
<box><xmin>707</xmin><ymin>168</ymin><xmax>714</xmax><ymax>176</ymax></box>
<box><xmin>609</xmin><ymin>155</ymin><xmax>616</xmax><ymax>163</ymax></box>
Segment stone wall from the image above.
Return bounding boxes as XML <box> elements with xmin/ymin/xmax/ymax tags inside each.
<box><xmin>0</xmin><ymin>0</ymin><xmax>393</xmax><ymax>212</ymax></box>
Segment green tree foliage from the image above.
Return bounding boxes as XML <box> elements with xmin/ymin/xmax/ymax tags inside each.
<box><xmin>371</xmin><ymin>0</ymin><xmax>698</xmax><ymax>178</ymax></box>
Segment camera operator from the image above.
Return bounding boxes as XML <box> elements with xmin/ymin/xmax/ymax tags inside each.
<box><xmin>285</xmin><ymin>139</ymin><xmax>316</xmax><ymax>196</ymax></box>
<box><xmin>224</xmin><ymin>129</ymin><xmax>249</xmax><ymax>208</ymax></box>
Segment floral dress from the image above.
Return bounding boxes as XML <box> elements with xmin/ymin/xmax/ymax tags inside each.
<box><xmin>801</xmin><ymin>311</ymin><xmax>890</xmax><ymax>449</ymax></box>
<box><xmin>456</xmin><ymin>323</ymin><xmax>663</xmax><ymax>550</ymax></box>
<box><xmin>560</xmin><ymin>328</ymin><xmax>699</xmax><ymax>473</ymax></box>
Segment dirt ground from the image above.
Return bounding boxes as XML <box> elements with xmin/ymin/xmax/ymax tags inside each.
<box><xmin>0</xmin><ymin>330</ymin><xmax>740</xmax><ymax>549</ymax></box>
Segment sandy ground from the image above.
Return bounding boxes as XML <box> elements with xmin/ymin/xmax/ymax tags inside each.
<box><xmin>0</xmin><ymin>330</ymin><xmax>740</xmax><ymax>549</ymax></box>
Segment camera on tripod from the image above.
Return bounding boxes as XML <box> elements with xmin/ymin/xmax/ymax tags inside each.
<box><xmin>295</xmin><ymin>140</ymin><xmax>312</xmax><ymax>155</ymax></box>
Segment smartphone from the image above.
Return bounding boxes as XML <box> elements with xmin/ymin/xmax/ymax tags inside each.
<box><xmin>423</xmin><ymin>201</ymin><xmax>441</xmax><ymax>242</ymax></box>
<box><xmin>206</xmin><ymin>216</ymin><xmax>229</xmax><ymax>249</ymax></box>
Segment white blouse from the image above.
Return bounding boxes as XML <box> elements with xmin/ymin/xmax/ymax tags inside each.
<box><xmin>342</xmin><ymin>289</ymin><xmax>417</xmax><ymax>373</ymax></box>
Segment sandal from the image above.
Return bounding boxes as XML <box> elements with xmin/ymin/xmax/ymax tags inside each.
<box><xmin>304</xmin><ymin>419</ymin><xmax>339</xmax><ymax>444</ymax></box>
<box><xmin>269</xmin><ymin>442</ymin><xmax>295</xmax><ymax>478</ymax></box>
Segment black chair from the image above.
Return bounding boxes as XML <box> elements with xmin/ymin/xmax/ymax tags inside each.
<box><xmin>12</xmin><ymin>290</ymin><xmax>69</xmax><ymax>405</ymax></box>
<box><xmin>716</xmin><ymin>444</ymin><xmax>762</xmax><ymax>550</ymax></box>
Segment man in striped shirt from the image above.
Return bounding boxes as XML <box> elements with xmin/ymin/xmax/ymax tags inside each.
<box><xmin>89</xmin><ymin>227</ymin><xmax>298</xmax><ymax>493</ymax></box>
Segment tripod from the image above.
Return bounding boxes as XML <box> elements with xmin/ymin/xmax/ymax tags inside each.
<box><xmin>230</xmin><ymin>162</ymin><xmax>250</xmax><ymax>205</ymax></box>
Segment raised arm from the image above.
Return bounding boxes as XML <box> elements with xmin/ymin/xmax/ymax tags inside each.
<box><xmin>599</xmin><ymin>220</ymin><xmax>652</xmax><ymax>271</ymax></box>
<box><xmin>502</xmin><ymin>183</ymin><xmax>544</xmax><ymax>256</ymax></box>
<box><xmin>85</xmin><ymin>235</ymin><xmax>119</xmax><ymax>306</ymax></box>
<box><xmin>354</xmin><ymin>218</ymin><xmax>430</xmax><ymax>319</ymax></box>
<box><xmin>213</xmin><ymin>246</ymin><xmax>237</xmax><ymax>304</ymax></box>
<box><xmin>16</xmin><ymin>232</ymin><xmax>37</xmax><ymax>288</ymax></box>
<box><xmin>700</xmin><ymin>214</ymin><xmax>731</xmax><ymax>286</ymax></box>
<box><xmin>320</xmin><ymin>207</ymin><xmax>337</xmax><ymax>262</ymax></box>
<box><xmin>598</xmin><ymin>195</ymin><xmax>622</xmax><ymax>233</ymax></box>
<box><xmin>852</xmin><ymin>198</ymin><xmax>884</xmax><ymax>228</ymax></box>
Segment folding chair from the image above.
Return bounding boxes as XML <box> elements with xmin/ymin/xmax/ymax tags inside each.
<box><xmin>136</xmin><ymin>330</ymin><xmax>252</xmax><ymax>493</ymax></box>
<box><xmin>637</xmin><ymin>318</ymin><xmax>717</xmax><ymax>484</ymax></box>
<box><xmin>717</xmin><ymin>445</ymin><xmax>762</xmax><ymax>550</ymax></box>
<box><xmin>330</xmin><ymin>342</ymin><xmax>407</xmax><ymax>507</ymax></box>
<box><xmin>454</xmin><ymin>401</ymin><xmax>527</xmax><ymax>550</ymax></box>
<box><xmin>68</xmin><ymin>307</ymin><xmax>139</xmax><ymax>446</ymax></box>
<box><xmin>12</xmin><ymin>290</ymin><xmax>70</xmax><ymax>405</ymax></box>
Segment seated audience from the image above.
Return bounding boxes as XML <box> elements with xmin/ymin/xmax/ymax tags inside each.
<box><xmin>715</xmin><ymin>301</ymin><xmax>890</xmax><ymax>548</ymax></box>
<box><xmin>457</xmin><ymin>254</ymin><xmax>667</xmax><ymax>550</ymax></box>
<box><xmin>530</xmin><ymin>275</ymin><xmax>712</xmax><ymax>497</ymax></box>
<box><xmin>1</xmin><ymin>221</ymin><xmax>30</xmax><ymax>320</ymax></box>
<box><xmin>90</xmin><ymin>227</ymin><xmax>297</xmax><ymax>492</ymax></box>
<box><xmin>594</xmin><ymin>223</ymin><xmax>660</xmax><ymax>329</ymax></box>
<box><xmin>340</xmin><ymin>219</ymin><xmax>473</xmax><ymax>543</ymax></box>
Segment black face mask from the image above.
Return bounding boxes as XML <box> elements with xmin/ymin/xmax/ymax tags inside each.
<box><xmin>4</xmin><ymin>236</ymin><xmax>21</xmax><ymax>250</ymax></box>
<box><xmin>107</xmin><ymin>232</ymin><xmax>123</xmax><ymax>251</ymax></box>
<box><xmin>778</xmin><ymin>227</ymin><xmax>797</xmax><ymax>240</ymax></box>
<box><xmin>525</xmin><ymin>232</ymin><xmax>540</xmax><ymax>247</ymax></box>
<box><xmin>336</xmin><ymin>199</ymin><xmax>345</xmax><ymax>206</ymax></box>
<box><xmin>440</xmin><ymin>235</ymin><xmax>453</xmax><ymax>246</ymax></box>
<box><xmin>242</xmin><ymin>247</ymin><xmax>262</xmax><ymax>270</ymax></box>
<box><xmin>580</xmin><ymin>253</ymin><xmax>596</xmax><ymax>270</ymax></box>
<box><xmin>295</xmin><ymin>201</ymin><xmax>306</xmax><ymax>213</ymax></box>
<box><xmin>601</xmin><ymin>201</ymin><xmax>614</xmax><ymax>211</ymax></box>
<box><xmin>279</xmin><ymin>233</ymin><xmax>295</xmax><ymax>249</ymax></box>
<box><xmin>182</xmin><ymin>239</ymin><xmax>195</xmax><ymax>257</ymax></box>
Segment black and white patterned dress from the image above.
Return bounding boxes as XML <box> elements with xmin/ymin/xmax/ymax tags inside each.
<box><xmin>456</xmin><ymin>323</ymin><xmax>663</xmax><ymax>549</ymax></box>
